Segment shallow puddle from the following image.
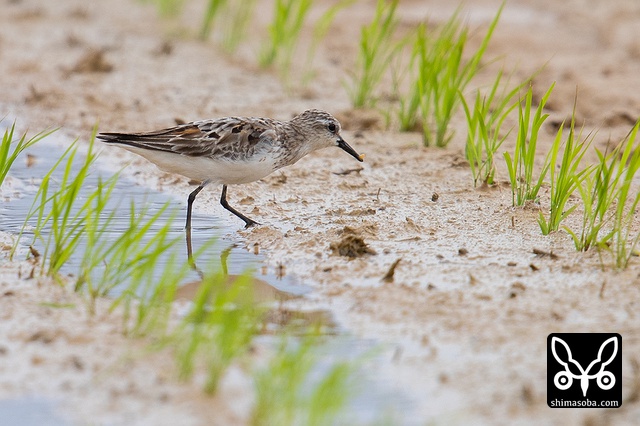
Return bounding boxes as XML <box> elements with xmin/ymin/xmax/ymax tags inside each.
<box><xmin>0</xmin><ymin>397</ymin><xmax>70</xmax><ymax>426</ymax></box>
<box><xmin>0</xmin><ymin>139</ymin><xmax>307</xmax><ymax>297</ymax></box>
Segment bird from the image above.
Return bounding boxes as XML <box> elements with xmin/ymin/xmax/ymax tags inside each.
<box><xmin>97</xmin><ymin>109</ymin><xmax>364</xmax><ymax>230</ymax></box>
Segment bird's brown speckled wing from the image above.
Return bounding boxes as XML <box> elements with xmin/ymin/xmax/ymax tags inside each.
<box><xmin>98</xmin><ymin>117</ymin><xmax>279</xmax><ymax>161</ymax></box>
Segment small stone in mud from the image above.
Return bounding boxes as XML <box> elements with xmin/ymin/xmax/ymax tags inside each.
<box><xmin>72</xmin><ymin>49</ymin><xmax>113</xmax><ymax>73</ymax></box>
<box><xmin>347</xmin><ymin>208</ymin><xmax>376</xmax><ymax>216</ymax></box>
<box><xmin>239</xmin><ymin>196</ymin><xmax>255</xmax><ymax>205</ymax></box>
<box><xmin>330</xmin><ymin>235</ymin><xmax>376</xmax><ymax>258</ymax></box>
<box><xmin>532</xmin><ymin>248</ymin><xmax>559</xmax><ymax>259</ymax></box>
<box><xmin>521</xmin><ymin>384</ymin><xmax>535</xmax><ymax>406</ymax></box>
<box><xmin>458</xmin><ymin>248</ymin><xmax>468</xmax><ymax>256</ymax></box>
<box><xmin>155</xmin><ymin>40</ymin><xmax>174</xmax><ymax>56</ymax></box>
<box><xmin>509</xmin><ymin>282</ymin><xmax>527</xmax><ymax>298</ymax></box>
<box><xmin>31</xmin><ymin>355</ymin><xmax>45</xmax><ymax>365</ymax></box>
<box><xmin>28</xmin><ymin>330</ymin><xmax>55</xmax><ymax>344</ymax></box>
<box><xmin>70</xmin><ymin>355</ymin><xmax>84</xmax><ymax>370</ymax></box>
<box><xmin>26</xmin><ymin>154</ymin><xmax>37</xmax><ymax>167</ymax></box>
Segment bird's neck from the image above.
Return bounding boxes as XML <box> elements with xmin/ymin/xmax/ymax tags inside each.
<box><xmin>276</xmin><ymin>124</ymin><xmax>314</xmax><ymax>167</ymax></box>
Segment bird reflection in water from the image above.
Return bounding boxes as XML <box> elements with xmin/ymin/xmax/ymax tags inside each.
<box><xmin>181</xmin><ymin>230</ymin><xmax>335</xmax><ymax>332</ymax></box>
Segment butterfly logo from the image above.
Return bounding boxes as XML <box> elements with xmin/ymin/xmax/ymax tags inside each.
<box><xmin>551</xmin><ymin>336</ymin><xmax>618</xmax><ymax>397</ymax></box>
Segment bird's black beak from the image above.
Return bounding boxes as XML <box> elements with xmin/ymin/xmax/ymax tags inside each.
<box><xmin>337</xmin><ymin>137</ymin><xmax>364</xmax><ymax>162</ymax></box>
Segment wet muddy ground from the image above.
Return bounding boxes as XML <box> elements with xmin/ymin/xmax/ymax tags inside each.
<box><xmin>2</xmin><ymin>0</ymin><xmax>640</xmax><ymax>424</ymax></box>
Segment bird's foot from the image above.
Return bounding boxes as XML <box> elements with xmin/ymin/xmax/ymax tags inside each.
<box><xmin>243</xmin><ymin>219</ymin><xmax>260</xmax><ymax>229</ymax></box>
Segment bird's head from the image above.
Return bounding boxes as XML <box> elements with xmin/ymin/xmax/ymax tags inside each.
<box><xmin>291</xmin><ymin>109</ymin><xmax>364</xmax><ymax>162</ymax></box>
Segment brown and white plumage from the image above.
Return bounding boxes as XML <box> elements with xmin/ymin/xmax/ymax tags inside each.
<box><xmin>98</xmin><ymin>109</ymin><xmax>363</xmax><ymax>228</ymax></box>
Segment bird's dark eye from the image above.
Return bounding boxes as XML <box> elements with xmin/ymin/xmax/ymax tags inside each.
<box><xmin>327</xmin><ymin>123</ymin><xmax>337</xmax><ymax>133</ymax></box>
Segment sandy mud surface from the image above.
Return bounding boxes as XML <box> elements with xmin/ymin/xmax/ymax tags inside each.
<box><xmin>1</xmin><ymin>0</ymin><xmax>640</xmax><ymax>424</ymax></box>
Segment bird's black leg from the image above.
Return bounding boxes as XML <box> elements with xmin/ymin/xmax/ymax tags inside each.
<box><xmin>185</xmin><ymin>181</ymin><xmax>209</xmax><ymax>273</ymax></box>
<box><xmin>220</xmin><ymin>184</ymin><xmax>259</xmax><ymax>228</ymax></box>
<box><xmin>186</xmin><ymin>181</ymin><xmax>208</xmax><ymax>232</ymax></box>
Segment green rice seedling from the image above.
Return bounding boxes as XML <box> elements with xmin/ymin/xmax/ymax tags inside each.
<box><xmin>111</xmin><ymin>223</ymin><xmax>218</xmax><ymax>337</ymax></box>
<box><xmin>124</xmin><ymin>249</ymin><xmax>192</xmax><ymax>337</ymax></box>
<box><xmin>259</xmin><ymin>0</ymin><xmax>314</xmax><ymax>76</ymax></box>
<box><xmin>461</xmin><ymin>70</ymin><xmax>523</xmax><ymax>187</ymax></box>
<box><xmin>140</xmin><ymin>0</ymin><xmax>184</xmax><ymax>18</ymax></box>
<box><xmin>251</xmin><ymin>334</ymin><xmax>354</xmax><ymax>426</ymax></box>
<box><xmin>42</xmin><ymin>146</ymin><xmax>102</xmax><ymax>277</ymax></box>
<box><xmin>201</xmin><ymin>0</ymin><xmax>258</xmax><ymax>48</ymax></box>
<box><xmin>599</xmin><ymin>122</ymin><xmax>640</xmax><ymax>269</ymax></box>
<box><xmin>0</xmin><ymin>122</ymin><xmax>54</xmax><ymax>187</ymax></box>
<box><xmin>78</xmin><ymin>199</ymin><xmax>183</xmax><ymax>314</ymax></box>
<box><xmin>348</xmin><ymin>0</ymin><xmax>404</xmax><ymax>108</ymax></box>
<box><xmin>218</xmin><ymin>0</ymin><xmax>257</xmax><ymax>52</ymax></box>
<box><xmin>39</xmin><ymin>302</ymin><xmax>76</xmax><ymax>309</ymax></box>
<box><xmin>567</xmin><ymin>149</ymin><xmax>616</xmax><ymax>251</ymax></box>
<box><xmin>566</xmin><ymin>139</ymin><xmax>629</xmax><ymax>251</ymax></box>
<box><xmin>20</xmin><ymin>135</ymin><xmax>103</xmax><ymax>278</ymax></box>
<box><xmin>393</xmin><ymin>50</ymin><xmax>421</xmax><ymax>133</ymax></box>
<box><xmin>10</xmin><ymin>143</ymin><xmax>74</xmax><ymax>262</ymax></box>
<box><xmin>407</xmin><ymin>4</ymin><xmax>503</xmax><ymax>147</ymax></box>
<box><xmin>414</xmin><ymin>17</ymin><xmax>462</xmax><ymax>145</ymax></box>
<box><xmin>73</xmin><ymin>175</ymin><xmax>119</xmax><ymax>289</ymax></box>
<box><xmin>200</xmin><ymin>0</ymin><xmax>227</xmax><ymax>40</ymax></box>
<box><xmin>537</xmin><ymin>111</ymin><xmax>594</xmax><ymax>235</ymax></box>
<box><xmin>503</xmin><ymin>83</ymin><xmax>554</xmax><ymax>206</ymax></box>
<box><xmin>77</xmin><ymin>200</ymin><xmax>171</xmax><ymax>295</ymax></box>
<box><xmin>173</xmin><ymin>270</ymin><xmax>262</xmax><ymax>394</ymax></box>
<box><xmin>111</xmin><ymin>245</ymin><xmax>194</xmax><ymax>337</ymax></box>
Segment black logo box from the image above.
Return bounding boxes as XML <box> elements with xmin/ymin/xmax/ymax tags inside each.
<box><xmin>547</xmin><ymin>333</ymin><xmax>622</xmax><ymax>408</ymax></box>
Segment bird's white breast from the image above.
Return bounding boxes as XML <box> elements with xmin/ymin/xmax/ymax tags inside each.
<box><xmin>122</xmin><ymin>146</ymin><xmax>279</xmax><ymax>184</ymax></box>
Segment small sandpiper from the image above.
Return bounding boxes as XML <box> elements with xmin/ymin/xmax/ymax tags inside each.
<box><xmin>98</xmin><ymin>109</ymin><xmax>364</xmax><ymax>229</ymax></box>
